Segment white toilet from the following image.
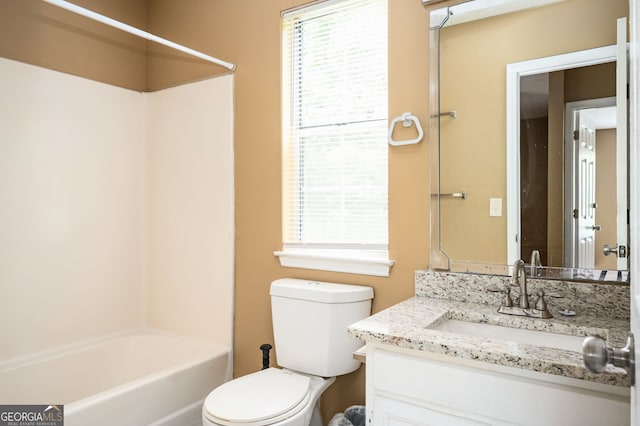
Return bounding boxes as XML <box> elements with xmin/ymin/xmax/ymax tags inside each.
<box><xmin>202</xmin><ymin>278</ymin><xmax>374</xmax><ymax>426</ymax></box>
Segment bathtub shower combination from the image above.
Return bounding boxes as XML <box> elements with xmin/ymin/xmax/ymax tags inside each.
<box><xmin>0</xmin><ymin>58</ymin><xmax>235</xmax><ymax>421</ymax></box>
<box><xmin>0</xmin><ymin>331</ymin><xmax>230</xmax><ymax>426</ymax></box>
<box><xmin>1</xmin><ymin>2</ymin><xmax>235</xmax><ymax>424</ymax></box>
<box><xmin>0</xmin><ymin>59</ymin><xmax>234</xmax><ymax>425</ymax></box>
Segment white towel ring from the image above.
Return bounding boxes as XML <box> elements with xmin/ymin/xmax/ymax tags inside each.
<box><xmin>387</xmin><ymin>112</ymin><xmax>424</xmax><ymax>146</ymax></box>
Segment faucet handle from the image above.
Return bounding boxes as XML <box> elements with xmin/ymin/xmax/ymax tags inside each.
<box><xmin>535</xmin><ymin>290</ymin><xmax>547</xmax><ymax>310</ymax></box>
<box><xmin>502</xmin><ymin>287</ymin><xmax>514</xmax><ymax>308</ymax></box>
<box><xmin>534</xmin><ymin>290</ymin><xmax>553</xmax><ymax>318</ymax></box>
<box><xmin>487</xmin><ymin>285</ymin><xmax>513</xmax><ymax>307</ymax></box>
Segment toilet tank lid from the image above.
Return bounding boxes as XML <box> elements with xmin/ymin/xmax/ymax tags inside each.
<box><xmin>270</xmin><ymin>279</ymin><xmax>374</xmax><ymax>303</ymax></box>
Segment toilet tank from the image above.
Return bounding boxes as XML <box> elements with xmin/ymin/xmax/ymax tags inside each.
<box><xmin>270</xmin><ymin>278</ymin><xmax>374</xmax><ymax>377</ymax></box>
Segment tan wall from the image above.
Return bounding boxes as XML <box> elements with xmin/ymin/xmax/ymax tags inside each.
<box><xmin>0</xmin><ymin>0</ymin><xmax>230</xmax><ymax>91</ymax></box>
<box><xmin>565</xmin><ymin>62</ymin><xmax>617</xmax><ymax>102</ymax></box>
<box><xmin>595</xmin><ymin>128</ymin><xmax>618</xmax><ymax>270</ymax></box>
<box><xmin>547</xmin><ymin>71</ymin><xmax>565</xmax><ymax>267</ymax></box>
<box><xmin>0</xmin><ymin>0</ymin><xmax>148</xmax><ymax>90</ymax></box>
<box><xmin>145</xmin><ymin>0</ymin><xmax>234</xmax><ymax>90</ymax></box>
<box><xmin>439</xmin><ymin>0</ymin><xmax>627</xmax><ymax>265</ymax></box>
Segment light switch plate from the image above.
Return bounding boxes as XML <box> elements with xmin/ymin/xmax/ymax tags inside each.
<box><xmin>490</xmin><ymin>198</ymin><xmax>502</xmax><ymax>217</ymax></box>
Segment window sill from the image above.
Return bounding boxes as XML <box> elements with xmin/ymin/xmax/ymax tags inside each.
<box><xmin>274</xmin><ymin>248</ymin><xmax>394</xmax><ymax>277</ymax></box>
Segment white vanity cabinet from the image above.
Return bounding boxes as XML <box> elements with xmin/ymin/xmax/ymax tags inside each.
<box><xmin>365</xmin><ymin>344</ymin><xmax>630</xmax><ymax>426</ymax></box>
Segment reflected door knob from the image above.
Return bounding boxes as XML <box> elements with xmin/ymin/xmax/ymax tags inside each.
<box><xmin>582</xmin><ymin>334</ymin><xmax>635</xmax><ymax>385</ymax></box>
<box><xmin>592</xmin><ymin>225</ymin><xmax>602</xmax><ymax>231</ymax></box>
<box><xmin>603</xmin><ymin>244</ymin><xmax>627</xmax><ymax>257</ymax></box>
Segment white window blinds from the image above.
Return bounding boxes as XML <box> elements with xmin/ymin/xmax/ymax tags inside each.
<box><xmin>281</xmin><ymin>0</ymin><xmax>388</xmax><ymax>256</ymax></box>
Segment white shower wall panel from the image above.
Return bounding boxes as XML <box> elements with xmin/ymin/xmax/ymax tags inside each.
<box><xmin>0</xmin><ymin>58</ymin><xmax>235</xmax><ymax>362</ymax></box>
<box><xmin>147</xmin><ymin>76</ymin><xmax>234</xmax><ymax>347</ymax></box>
<box><xmin>0</xmin><ymin>58</ymin><xmax>148</xmax><ymax>362</ymax></box>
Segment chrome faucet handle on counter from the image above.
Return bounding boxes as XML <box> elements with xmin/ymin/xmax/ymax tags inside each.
<box><xmin>533</xmin><ymin>290</ymin><xmax>553</xmax><ymax>318</ymax></box>
<box><xmin>487</xmin><ymin>285</ymin><xmax>514</xmax><ymax>308</ymax></box>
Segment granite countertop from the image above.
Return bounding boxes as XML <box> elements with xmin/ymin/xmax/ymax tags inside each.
<box><xmin>348</xmin><ymin>296</ymin><xmax>630</xmax><ymax>387</ymax></box>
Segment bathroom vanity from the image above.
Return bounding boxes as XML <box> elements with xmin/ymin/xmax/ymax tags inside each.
<box><xmin>348</xmin><ymin>270</ymin><xmax>631</xmax><ymax>425</ymax></box>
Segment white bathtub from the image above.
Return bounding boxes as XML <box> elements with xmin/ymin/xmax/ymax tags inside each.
<box><xmin>0</xmin><ymin>330</ymin><xmax>231</xmax><ymax>426</ymax></box>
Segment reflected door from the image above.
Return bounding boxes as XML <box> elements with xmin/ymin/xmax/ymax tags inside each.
<box><xmin>575</xmin><ymin>112</ymin><xmax>598</xmax><ymax>269</ymax></box>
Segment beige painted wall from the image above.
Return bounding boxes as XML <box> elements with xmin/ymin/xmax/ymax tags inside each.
<box><xmin>565</xmin><ymin>63</ymin><xmax>617</xmax><ymax>102</ymax></box>
<box><xmin>0</xmin><ymin>0</ymin><xmax>230</xmax><ymax>91</ymax></box>
<box><xmin>0</xmin><ymin>0</ymin><xmax>148</xmax><ymax>90</ymax></box>
<box><xmin>147</xmin><ymin>75</ymin><xmax>235</xmax><ymax>347</ymax></box>
<box><xmin>595</xmin><ymin>128</ymin><xmax>618</xmax><ymax>270</ymax></box>
<box><xmin>0</xmin><ymin>57</ymin><xmax>148</xmax><ymax>361</ymax></box>
<box><xmin>439</xmin><ymin>0</ymin><xmax>627</xmax><ymax>265</ymax></box>
<box><xmin>547</xmin><ymin>71</ymin><xmax>565</xmax><ymax>266</ymax></box>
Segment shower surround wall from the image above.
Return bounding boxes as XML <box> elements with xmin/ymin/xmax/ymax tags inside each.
<box><xmin>0</xmin><ymin>57</ymin><xmax>234</xmax><ymax>362</ymax></box>
<box><xmin>147</xmin><ymin>75</ymin><xmax>234</xmax><ymax>345</ymax></box>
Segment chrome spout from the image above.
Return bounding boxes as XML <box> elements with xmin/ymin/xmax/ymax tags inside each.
<box><xmin>530</xmin><ymin>249</ymin><xmax>542</xmax><ymax>277</ymax></box>
<box><xmin>512</xmin><ymin>259</ymin><xmax>529</xmax><ymax>309</ymax></box>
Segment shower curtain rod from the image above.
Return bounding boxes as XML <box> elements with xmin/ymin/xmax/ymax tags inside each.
<box><xmin>41</xmin><ymin>0</ymin><xmax>236</xmax><ymax>71</ymax></box>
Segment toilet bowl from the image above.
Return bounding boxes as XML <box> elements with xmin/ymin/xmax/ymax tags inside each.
<box><xmin>202</xmin><ymin>279</ymin><xmax>374</xmax><ymax>426</ymax></box>
<box><xmin>202</xmin><ymin>368</ymin><xmax>335</xmax><ymax>426</ymax></box>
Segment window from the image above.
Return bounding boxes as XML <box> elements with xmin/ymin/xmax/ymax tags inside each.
<box><xmin>275</xmin><ymin>0</ymin><xmax>392</xmax><ymax>276</ymax></box>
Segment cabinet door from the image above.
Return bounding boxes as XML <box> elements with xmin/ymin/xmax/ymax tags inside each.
<box><xmin>374</xmin><ymin>395</ymin><xmax>510</xmax><ymax>426</ymax></box>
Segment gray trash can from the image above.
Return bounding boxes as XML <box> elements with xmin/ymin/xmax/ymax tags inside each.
<box><xmin>328</xmin><ymin>406</ymin><xmax>366</xmax><ymax>426</ymax></box>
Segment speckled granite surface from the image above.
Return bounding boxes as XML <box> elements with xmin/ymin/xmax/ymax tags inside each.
<box><xmin>348</xmin><ymin>270</ymin><xmax>630</xmax><ymax>387</ymax></box>
<box><xmin>416</xmin><ymin>270</ymin><xmax>630</xmax><ymax>320</ymax></box>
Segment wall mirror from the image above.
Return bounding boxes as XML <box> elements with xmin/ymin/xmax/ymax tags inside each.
<box><xmin>428</xmin><ymin>0</ymin><xmax>630</xmax><ymax>283</ymax></box>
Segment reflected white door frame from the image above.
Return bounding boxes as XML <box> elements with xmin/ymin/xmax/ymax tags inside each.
<box><xmin>506</xmin><ymin>45</ymin><xmax>618</xmax><ymax>265</ymax></box>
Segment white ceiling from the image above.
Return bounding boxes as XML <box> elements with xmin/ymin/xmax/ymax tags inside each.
<box><xmin>581</xmin><ymin>106</ymin><xmax>617</xmax><ymax>130</ymax></box>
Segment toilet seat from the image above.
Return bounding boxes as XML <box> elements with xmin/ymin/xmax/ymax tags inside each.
<box><xmin>203</xmin><ymin>368</ymin><xmax>311</xmax><ymax>426</ymax></box>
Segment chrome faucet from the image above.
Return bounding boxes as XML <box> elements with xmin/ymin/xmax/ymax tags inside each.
<box><xmin>497</xmin><ymin>259</ymin><xmax>552</xmax><ymax>319</ymax></box>
<box><xmin>530</xmin><ymin>249</ymin><xmax>542</xmax><ymax>277</ymax></box>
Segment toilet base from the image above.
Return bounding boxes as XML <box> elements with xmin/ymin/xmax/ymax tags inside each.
<box><xmin>309</xmin><ymin>398</ymin><xmax>322</xmax><ymax>426</ymax></box>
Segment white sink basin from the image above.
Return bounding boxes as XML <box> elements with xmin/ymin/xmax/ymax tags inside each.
<box><xmin>433</xmin><ymin>319</ymin><xmax>584</xmax><ymax>352</ymax></box>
